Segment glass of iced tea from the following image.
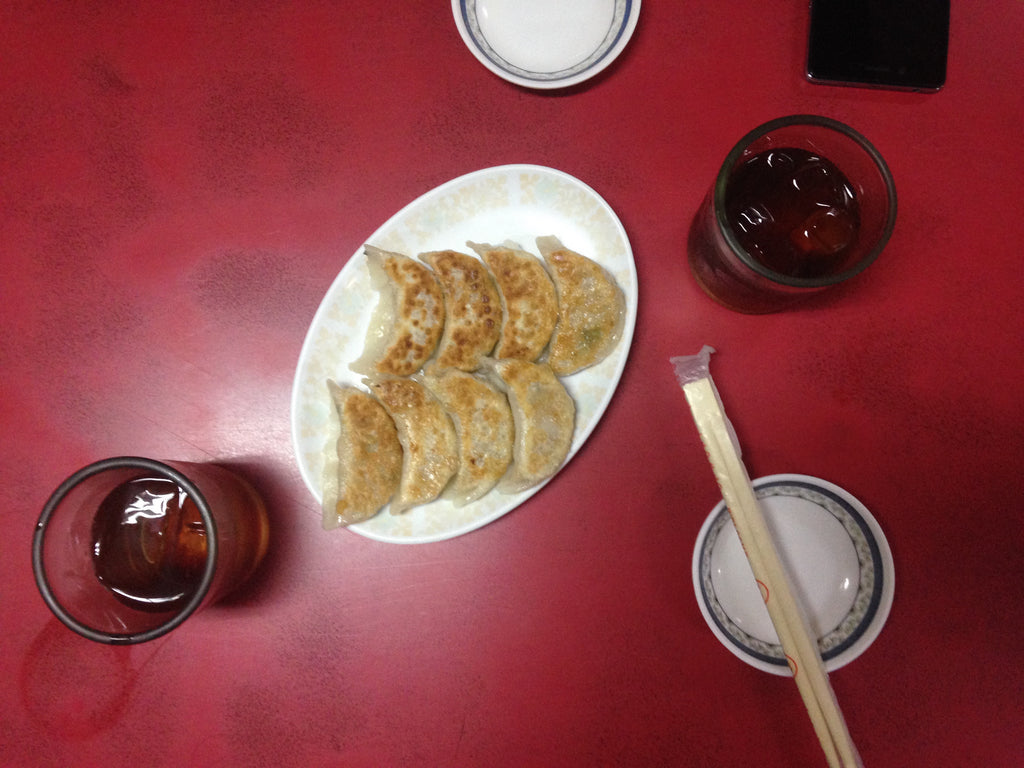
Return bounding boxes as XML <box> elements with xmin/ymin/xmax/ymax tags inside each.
<box><xmin>33</xmin><ymin>457</ymin><xmax>269</xmax><ymax>644</ymax></box>
<box><xmin>688</xmin><ymin>115</ymin><xmax>897</xmax><ymax>313</ymax></box>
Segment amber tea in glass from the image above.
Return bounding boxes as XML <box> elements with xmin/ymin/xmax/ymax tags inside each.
<box><xmin>33</xmin><ymin>457</ymin><xmax>269</xmax><ymax>644</ymax></box>
<box><xmin>688</xmin><ymin>115</ymin><xmax>897</xmax><ymax>313</ymax></box>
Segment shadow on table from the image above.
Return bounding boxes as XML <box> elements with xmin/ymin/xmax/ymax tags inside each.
<box><xmin>19</xmin><ymin>618</ymin><xmax>160</xmax><ymax>740</ymax></box>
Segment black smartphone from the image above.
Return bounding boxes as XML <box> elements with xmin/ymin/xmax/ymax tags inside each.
<box><xmin>806</xmin><ymin>0</ymin><xmax>950</xmax><ymax>92</ymax></box>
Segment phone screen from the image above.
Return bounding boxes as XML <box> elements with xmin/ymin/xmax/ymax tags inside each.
<box><xmin>806</xmin><ymin>0</ymin><xmax>950</xmax><ymax>92</ymax></box>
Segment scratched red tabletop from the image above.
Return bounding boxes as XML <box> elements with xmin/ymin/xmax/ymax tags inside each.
<box><xmin>3</xmin><ymin>3</ymin><xmax>1023</xmax><ymax>767</ymax></box>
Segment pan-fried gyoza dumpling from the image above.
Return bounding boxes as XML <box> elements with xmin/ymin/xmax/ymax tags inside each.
<box><xmin>321</xmin><ymin>381</ymin><xmax>402</xmax><ymax>529</ymax></box>
<box><xmin>366</xmin><ymin>375</ymin><xmax>458</xmax><ymax>514</ymax></box>
<box><xmin>535</xmin><ymin>235</ymin><xmax>626</xmax><ymax>376</ymax></box>
<box><xmin>351</xmin><ymin>245</ymin><xmax>445</xmax><ymax>377</ymax></box>
<box><xmin>420</xmin><ymin>367</ymin><xmax>514</xmax><ymax>506</ymax></box>
<box><xmin>485</xmin><ymin>359</ymin><xmax>575</xmax><ymax>494</ymax></box>
<box><xmin>420</xmin><ymin>249</ymin><xmax>501</xmax><ymax>372</ymax></box>
<box><xmin>468</xmin><ymin>241</ymin><xmax>558</xmax><ymax>362</ymax></box>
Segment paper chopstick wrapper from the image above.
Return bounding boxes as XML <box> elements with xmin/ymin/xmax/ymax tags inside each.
<box><xmin>672</xmin><ymin>346</ymin><xmax>862</xmax><ymax>768</ymax></box>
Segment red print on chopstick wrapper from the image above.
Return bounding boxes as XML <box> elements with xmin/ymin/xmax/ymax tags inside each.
<box><xmin>756</xmin><ymin>579</ymin><xmax>770</xmax><ymax>603</ymax></box>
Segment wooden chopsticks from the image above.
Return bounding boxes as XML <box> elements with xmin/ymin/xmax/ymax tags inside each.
<box><xmin>673</xmin><ymin>348</ymin><xmax>862</xmax><ymax>768</ymax></box>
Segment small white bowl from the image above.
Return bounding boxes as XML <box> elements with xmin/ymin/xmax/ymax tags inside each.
<box><xmin>692</xmin><ymin>474</ymin><xmax>895</xmax><ymax>675</ymax></box>
<box><xmin>452</xmin><ymin>0</ymin><xmax>641</xmax><ymax>89</ymax></box>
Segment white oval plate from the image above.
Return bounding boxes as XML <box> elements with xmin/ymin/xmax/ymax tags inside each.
<box><xmin>692</xmin><ymin>474</ymin><xmax>895</xmax><ymax>675</ymax></box>
<box><xmin>452</xmin><ymin>0</ymin><xmax>641</xmax><ymax>89</ymax></box>
<box><xmin>291</xmin><ymin>164</ymin><xmax>637</xmax><ymax>544</ymax></box>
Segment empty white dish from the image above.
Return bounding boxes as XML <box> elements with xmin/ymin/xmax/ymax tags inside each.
<box><xmin>452</xmin><ymin>0</ymin><xmax>641</xmax><ymax>89</ymax></box>
<box><xmin>692</xmin><ymin>474</ymin><xmax>895</xmax><ymax>675</ymax></box>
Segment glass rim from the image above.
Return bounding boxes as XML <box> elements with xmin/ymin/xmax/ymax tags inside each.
<box><xmin>32</xmin><ymin>456</ymin><xmax>219</xmax><ymax>645</ymax></box>
<box><xmin>713</xmin><ymin>114</ymin><xmax>898</xmax><ymax>288</ymax></box>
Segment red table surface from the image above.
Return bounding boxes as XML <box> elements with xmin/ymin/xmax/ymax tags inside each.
<box><xmin>3</xmin><ymin>2</ymin><xmax>1023</xmax><ymax>767</ymax></box>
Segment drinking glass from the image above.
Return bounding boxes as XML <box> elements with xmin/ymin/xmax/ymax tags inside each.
<box><xmin>33</xmin><ymin>457</ymin><xmax>269</xmax><ymax>644</ymax></box>
<box><xmin>688</xmin><ymin>115</ymin><xmax>897</xmax><ymax>313</ymax></box>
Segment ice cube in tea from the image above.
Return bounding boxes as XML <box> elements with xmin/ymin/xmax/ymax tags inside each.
<box><xmin>725</xmin><ymin>148</ymin><xmax>860</xmax><ymax>279</ymax></box>
<box><xmin>91</xmin><ymin>476</ymin><xmax>208</xmax><ymax>613</ymax></box>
